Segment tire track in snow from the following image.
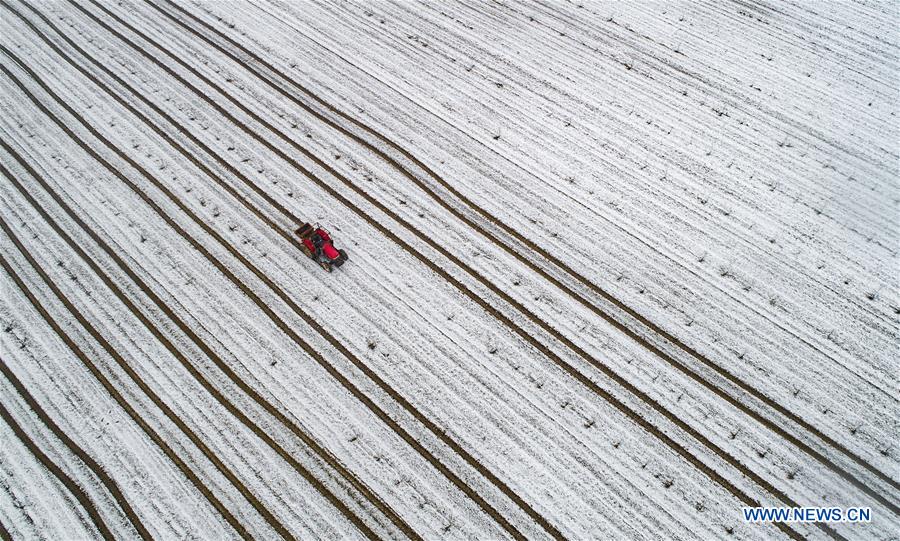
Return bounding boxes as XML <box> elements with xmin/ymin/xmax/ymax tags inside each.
<box><xmin>155</xmin><ymin>0</ymin><xmax>900</xmax><ymax>505</ymax></box>
<box><xmin>46</xmin><ymin>2</ymin><xmax>827</xmax><ymax>539</ymax></box>
<box><xmin>0</xmin><ymin>360</ymin><xmax>153</xmax><ymax>541</ymax></box>
<box><xmin>0</xmin><ymin>383</ymin><xmax>115</xmax><ymax>541</ymax></box>
<box><xmin>0</xmin><ymin>71</ymin><xmax>392</xmax><ymax>541</ymax></box>
<box><xmin>0</xmin><ymin>32</ymin><xmax>528</xmax><ymax>540</ymax></box>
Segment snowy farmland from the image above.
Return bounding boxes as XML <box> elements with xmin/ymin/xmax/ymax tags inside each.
<box><xmin>0</xmin><ymin>0</ymin><xmax>898</xmax><ymax>538</ymax></box>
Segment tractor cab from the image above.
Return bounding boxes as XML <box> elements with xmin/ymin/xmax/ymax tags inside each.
<box><xmin>295</xmin><ymin>222</ymin><xmax>349</xmax><ymax>272</ymax></box>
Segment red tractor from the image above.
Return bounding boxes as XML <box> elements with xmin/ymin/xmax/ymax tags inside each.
<box><xmin>295</xmin><ymin>222</ymin><xmax>349</xmax><ymax>272</ymax></box>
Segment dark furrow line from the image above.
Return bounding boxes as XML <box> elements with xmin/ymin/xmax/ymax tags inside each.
<box><xmin>156</xmin><ymin>0</ymin><xmax>900</xmax><ymax>499</ymax></box>
<box><xmin>0</xmin><ymin>359</ymin><xmax>153</xmax><ymax>540</ymax></box>
<box><xmin>347</xmin><ymin>0</ymin><xmax>899</xmax><ymax>355</ymax></box>
<box><xmin>4</xmin><ymin>9</ymin><xmax>421</xmax><ymax>540</ymax></box>
<box><xmin>0</xmin><ymin>157</ymin><xmax>301</xmax><ymax>541</ymax></box>
<box><xmin>37</xmin><ymin>2</ymin><xmax>573</xmax><ymax>538</ymax></box>
<box><xmin>0</xmin><ymin>89</ymin><xmax>386</xmax><ymax>541</ymax></box>
<box><xmin>0</xmin><ymin>41</ymin><xmax>417</xmax><ymax>541</ymax></box>
<box><xmin>5</xmin><ymin>5</ymin><xmax>516</xmax><ymax>540</ymax></box>
<box><xmin>0</xmin><ymin>32</ymin><xmax>525</xmax><ymax>540</ymax></box>
<box><xmin>254</xmin><ymin>0</ymin><xmax>900</xmax><ymax>380</ymax></box>
<box><xmin>63</xmin><ymin>2</ymin><xmax>827</xmax><ymax>539</ymax></box>
<box><xmin>0</xmin><ymin>206</ymin><xmax>254</xmax><ymax>540</ymax></box>
<box><xmin>414</xmin><ymin>0</ymin><xmax>898</xmax><ymax>325</ymax></box>
<box><xmin>0</xmin><ymin>382</ymin><xmax>115</xmax><ymax>541</ymax></box>
<box><xmin>47</xmin><ymin>1</ymin><xmax>819</xmax><ymax>539</ymax></box>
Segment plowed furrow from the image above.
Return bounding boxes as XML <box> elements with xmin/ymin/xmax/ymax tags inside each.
<box><xmin>0</xmin><ymin>249</ymin><xmax>248</xmax><ymax>539</ymax></box>
<box><xmin>0</xmin><ymin>359</ymin><xmax>152</xmax><ymax>540</ymax></box>
<box><xmin>0</xmin><ymin>32</ymin><xmax>530</xmax><ymax>539</ymax></box>
<box><xmin>51</xmin><ymin>4</ymin><xmax>847</xmax><ymax>539</ymax></box>
<box><xmin>0</xmin><ymin>387</ymin><xmax>115</xmax><ymax>541</ymax></box>
<box><xmin>0</xmin><ymin>69</ymin><xmax>395</xmax><ymax>541</ymax></box>
<box><xmin>259</xmin><ymin>0</ymin><xmax>899</xmax><ymax>397</ymax></box>
<box><xmin>35</xmin><ymin>2</ymin><xmax>836</xmax><ymax>535</ymax></box>
<box><xmin>153</xmin><ymin>0</ymin><xmax>899</xmax><ymax>503</ymax></box>
<box><xmin>0</xmin><ymin>155</ymin><xmax>324</xmax><ymax>541</ymax></box>
<box><xmin>31</xmin><ymin>2</ymin><xmax>827</xmax><ymax>539</ymax></box>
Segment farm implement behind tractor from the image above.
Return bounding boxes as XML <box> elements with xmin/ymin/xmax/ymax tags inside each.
<box><xmin>295</xmin><ymin>222</ymin><xmax>349</xmax><ymax>272</ymax></box>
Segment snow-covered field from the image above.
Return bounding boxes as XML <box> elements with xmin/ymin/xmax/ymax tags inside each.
<box><xmin>1</xmin><ymin>0</ymin><xmax>897</xmax><ymax>539</ymax></box>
